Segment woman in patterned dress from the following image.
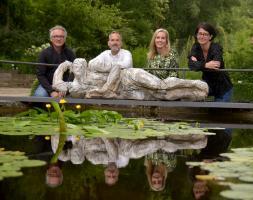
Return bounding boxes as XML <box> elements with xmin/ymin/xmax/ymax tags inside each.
<box><xmin>147</xmin><ymin>28</ymin><xmax>179</xmax><ymax>79</ymax></box>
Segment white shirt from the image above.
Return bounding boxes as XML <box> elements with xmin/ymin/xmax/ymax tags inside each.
<box><xmin>89</xmin><ymin>49</ymin><xmax>133</xmax><ymax>72</ymax></box>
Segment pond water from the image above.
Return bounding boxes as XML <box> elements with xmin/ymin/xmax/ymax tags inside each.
<box><xmin>0</xmin><ymin>106</ymin><xmax>253</xmax><ymax>200</ymax></box>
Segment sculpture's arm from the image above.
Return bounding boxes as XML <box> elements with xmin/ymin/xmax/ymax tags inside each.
<box><xmin>53</xmin><ymin>61</ymin><xmax>72</xmax><ymax>92</ymax></box>
<box><xmin>102</xmin><ymin>138</ymin><xmax>118</xmax><ymax>163</ymax></box>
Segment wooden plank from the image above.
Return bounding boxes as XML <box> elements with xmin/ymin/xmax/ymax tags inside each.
<box><xmin>0</xmin><ymin>96</ymin><xmax>253</xmax><ymax>109</ymax></box>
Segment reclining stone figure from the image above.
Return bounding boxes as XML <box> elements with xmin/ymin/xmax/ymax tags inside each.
<box><xmin>53</xmin><ymin>58</ymin><xmax>208</xmax><ymax>101</ymax></box>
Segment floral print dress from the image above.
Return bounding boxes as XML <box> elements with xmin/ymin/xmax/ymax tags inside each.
<box><xmin>147</xmin><ymin>49</ymin><xmax>179</xmax><ymax>79</ymax></box>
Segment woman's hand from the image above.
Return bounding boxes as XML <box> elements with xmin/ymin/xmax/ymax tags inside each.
<box><xmin>205</xmin><ymin>61</ymin><xmax>220</xmax><ymax>70</ymax></box>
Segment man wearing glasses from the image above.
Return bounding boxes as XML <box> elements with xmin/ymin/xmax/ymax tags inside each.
<box><xmin>34</xmin><ymin>25</ymin><xmax>75</xmax><ymax>97</ymax></box>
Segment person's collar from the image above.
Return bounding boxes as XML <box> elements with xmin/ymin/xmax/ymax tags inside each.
<box><xmin>110</xmin><ymin>49</ymin><xmax>121</xmax><ymax>56</ymax></box>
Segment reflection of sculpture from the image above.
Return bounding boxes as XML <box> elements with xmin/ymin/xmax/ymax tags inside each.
<box><xmin>51</xmin><ymin>135</ymin><xmax>86</xmax><ymax>164</ymax></box>
<box><xmin>53</xmin><ymin>58</ymin><xmax>209</xmax><ymax>101</ymax></box>
<box><xmin>50</xmin><ymin>134</ymin><xmax>207</xmax><ymax>188</ymax></box>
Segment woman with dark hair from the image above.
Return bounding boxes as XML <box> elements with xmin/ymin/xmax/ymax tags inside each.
<box><xmin>188</xmin><ymin>22</ymin><xmax>233</xmax><ymax>102</ymax></box>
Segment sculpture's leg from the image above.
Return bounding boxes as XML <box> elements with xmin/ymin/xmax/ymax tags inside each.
<box><xmin>85</xmin><ymin>65</ymin><xmax>120</xmax><ymax>98</ymax></box>
<box><xmin>99</xmin><ymin>65</ymin><xmax>121</xmax><ymax>92</ymax></box>
<box><xmin>161</xmin><ymin>77</ymin><xmax>208</xmax><ymax>93</ymax></box>
<box><xmin>124</xmin><ymin>68</ymin><xmax>162</xmax><ymax>89</ymax></box>
<box><xmin>164</xmin><ymin>88</ymin><xmax>207</xmax><ymax>101</ymax></box>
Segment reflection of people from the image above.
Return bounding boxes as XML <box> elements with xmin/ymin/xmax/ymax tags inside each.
<box><xmin>188</xmin><ymin>22</ymin><xmax>233</xmax><ymax>102</ymax></box>
<box><xmin>188</xmin><ymin>129</ymin><xmax>232</xmax><ymax>199</ymax></box>
<box><xmin>197</xmin><ymin>128</ymin><xmax>232</xmax><ymax>161</ymax></box>
<box><xmin>189</xmin><ymin>167</ymin><xmax>210</xmax><ymax>200</ymax></box>
<box><xmin>145</xmin><ymin>151</ymin><xmax>177</xmax><ymax>191</ymax></box>
<box><xmin>84</xmin><ymin>138</ymin><xmax>124</xmax><ymax>186</ymax></box>
<box><xmin>104</xmin><ymin>162</ymin><xmax>119</xmax><ymax>186</ymax></box>
<box><xmin>53</xmin><ymin>58</ymin><xmax>209</xmax><ymax>101</ymax></box>
<box><xmin>147</xmin><ymin>28</ymin><xmax>179</xmax><ymax>79</ymax></box>
<box><xmin>46</xmin><ymin>162</ymin><xmax>63</xmax><ymax>188</ymax></box>
<box><xmin>34</xmin><ymin>25</ymin><xmax>75</xmax><ymax>97</ymax></box>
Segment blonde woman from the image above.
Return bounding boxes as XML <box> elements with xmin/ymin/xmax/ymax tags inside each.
<box><xmin>147</xmin><ymin>28</ymin><xmax>179</xmax><ymax>79</ymax></box>
<box><xmin>145</xmin><ymin>151</ymin><xmax>177</xmax><ymax>191</ymax></box>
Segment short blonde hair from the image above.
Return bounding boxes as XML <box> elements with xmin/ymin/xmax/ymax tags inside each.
<box><xmin>147</xmin><ymin>28</ymin><xmax>171</xmax><ymax>60</ymax></box>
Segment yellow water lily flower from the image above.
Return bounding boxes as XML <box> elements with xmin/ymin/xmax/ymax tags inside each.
<box><xmin>75</xmin><ymin>136</ymin><xmax>80</xmax><ymax>141</ymax></box>
<box><xmin>45</xmin><ymin>104</ymin><xmax>51</xmax><ymax>108</ymax></box>
<box><xmin>44</xmin><ymin>136</ymin><xmax>50</xmax><ymax>140</ymax></box>
<box><xmin>76</xmin><ymin>104</ymin><xmax>81</xmax><ymax>109</ymax></box>
<box><xmin>59</xmin><ymin>99</ymin><xmax>67</xmax><ymax>104</ymax></box>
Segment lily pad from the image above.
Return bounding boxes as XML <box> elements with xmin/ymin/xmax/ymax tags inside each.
<box><xmin>0</xmin><ymin>106</ymin><xmax>216</xmax><ymax>139</ymax></box>
<box><xmin>0</xmin><ymin>148</ymin><xmax>46</xmax><ymax>180</ymax></box>
<box><xmin>187</xmin><ymin>147</ymin><xmax>253</xmax><ymax>199</ymax></box>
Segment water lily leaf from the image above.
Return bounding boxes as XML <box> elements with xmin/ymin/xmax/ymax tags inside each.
<box><xmin>0</xmin><ymin>109</ymin><xmax>214</xmax><ymax>139</ymax></box>
<box><xmin>0</xmin><ymin>147</ymin><xmax>46</xmax><ymax>180</ymax></box>
<box><xmin>0</xmin><ymin>170</ymin><xmax>23</xmax><ymax>178</ymax></box>
<box><xmin>14</xmin><ymin>160</ymin><xmax>46</xmax><ymax>167</ymax></box>
<box><xmin>221</xmin><ymin>189</ymin><xmax>253</xmax><ymax>200</ymax></box>
<box><xmin>83</xmin><ymin>126</ymin><xmax>110</xmax><ymax>135</ymax></box>
<box><xmin>0</xmin><ymin>164</ymin><xmax>21</xmax><ymax>171</ymax></box>
<box><xmin>239</xmin><ymin>176</ymin><xmax>253</xmax><ymax>183</ymax></box>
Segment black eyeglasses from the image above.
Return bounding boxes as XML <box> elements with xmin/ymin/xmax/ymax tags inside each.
<box><xmin>197</xmin><ymin>32</ymin><xmax>210</xmax><ymax>37</ymax></box>
<box><xmin>52</xmin><ymin>35</ymin><xmax>65</xmax><ymax>39</ymax></box>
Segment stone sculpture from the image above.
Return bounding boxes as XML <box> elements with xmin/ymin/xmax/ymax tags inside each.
<box><xmin>53</xmin><ymin>58</ymin><xmax>208</xmax><ymax>101</ymax></box>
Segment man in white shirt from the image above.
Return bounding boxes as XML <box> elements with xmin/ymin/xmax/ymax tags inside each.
<box><xmin>88</xmin><ymin>31</ymin><xmax>133</xmax><ymax>97</ymax></box>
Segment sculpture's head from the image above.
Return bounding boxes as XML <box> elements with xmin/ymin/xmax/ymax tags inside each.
<box><xmin>72</xmin><ymin>58</ymin><xmax>87</xmax><ymax>77</ymax></box>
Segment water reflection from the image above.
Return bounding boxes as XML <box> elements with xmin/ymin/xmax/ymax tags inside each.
<box><xmin>189</xmin><ymin>128</ymin><xmax>233</xmax><ymax>200</ymax></box>
<box><xmin>2</xmin><ymin>127</ymin><xmax>253</xmax><ymax>200</ymax></box>
<box><xmin>189</xmin><ymin>167</ymin><xmax>210</xmax><ymax>200</ymax></box>
<box><xmin>49</xmin><ymin>133</ymin><xmax>208</xmax><ymax>190</ymax></box>
<box><xmin>46</xmin><ymin>162</ymin><xmax>63</xmax><ymax>188</ymax></box>
<box><xmin>145</xmin><ymin>151</ymin><xmax>176</xmax><ymax>191</ymax></box>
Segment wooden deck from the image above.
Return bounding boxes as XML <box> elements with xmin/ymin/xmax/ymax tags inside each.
<box><xmin>1</xmin><ymin>87</ymin><xmax>253</xmax><ymax>126</ymax></box>
<box><xmin>0</xmin><ymin>95</ymin><xmax>253</xmax><ymax>109</ymax></box>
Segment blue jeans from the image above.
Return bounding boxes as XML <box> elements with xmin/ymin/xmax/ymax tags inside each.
<box><xmin>34</xmin><ymin>84</ymin><xmax>49</xmax><ymax>97</ymax></box>
<box><xmin>214</xmin><ymin>88</ymin><xmax>233</xmax><ymax>102</ymax></box>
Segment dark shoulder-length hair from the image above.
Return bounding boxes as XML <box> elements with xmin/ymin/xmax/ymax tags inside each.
<box><xmin>194</xmin><ymin>22</ymin><xmax>217</xmax><ymax>41</ymax></box>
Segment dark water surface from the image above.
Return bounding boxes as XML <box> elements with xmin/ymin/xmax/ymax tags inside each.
<box><xmin>0</xmin><ymin>127</ymin><xmax>252</xmax><ymax>200</ymax></box>
<box><xmin>1</xmin><ymin>104</ymin><xmax>253</xmax><ymax>200</ymax></box>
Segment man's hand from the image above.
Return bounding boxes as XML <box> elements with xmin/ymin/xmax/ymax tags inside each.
<box><xmin>50</xmin><ymin>91</ymin><xmax>66</xmax><ymax>98</ymax></box>
<box><xmin>191</xmin><ymin>56</ymin><xmax>197</xmax><ymax>62</ymax></box>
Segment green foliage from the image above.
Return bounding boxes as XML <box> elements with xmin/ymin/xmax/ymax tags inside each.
<box><xmin>224</xmin><ymin>24</ymin><xmax>253</xmax><ymax>83</ymax></box>
<box><xmin>24</xmin><ymin>43</ymin><xmax>50</xmax><ymax>60</ymax></box>
<box><xmin>0</xmin><ymin>0</ymin><xmax>253</xmax><ymax>95</ymax></box>
<box><xmin>30</xmin><ymin>79</ymin><xmax>39</xmax><ymax>96</ymax></box>
<box><xmin>233</xmin><ymin>82</ymin><xmax>253</xmax><ymax>102</ymax></box>
<box><xmin>131</xmin><ymin>46</ymin><xmax>148</xmax><ymax>68</ymax></box>
<box><xmin>178</xmin><ymin>36</ymin><xmax>195</xmax><ymax>68</ymax></box>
